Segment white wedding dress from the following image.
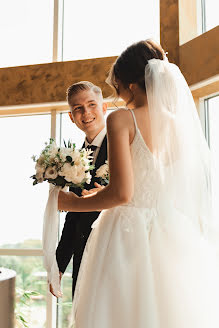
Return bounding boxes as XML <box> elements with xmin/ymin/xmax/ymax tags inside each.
<box><xmin>71</xmin><ymin>109</ymin><xmax>219</xmax><ymax>328</ymax></box>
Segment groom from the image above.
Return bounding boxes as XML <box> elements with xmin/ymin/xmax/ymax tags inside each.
<box><xmin>51</xmin><ymin>81</ymin><xmax>108</xmax><ymax>298</ymax></box>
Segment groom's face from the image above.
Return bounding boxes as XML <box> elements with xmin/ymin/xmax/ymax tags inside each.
<box><xmin>69</xmin><ymin>89</ymin><xmax>107</xmax><ymax>142</ymax></box>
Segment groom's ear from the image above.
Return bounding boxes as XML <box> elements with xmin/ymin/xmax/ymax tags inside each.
<box><xmin>102</xmin><ymin>103</ymin><xmax>107</xmax><ymax>115</ymax></box>
<box><xmin>68</xmin><ymin>112</ymin><xmax>75</xmax><ymax>123</ymax></box>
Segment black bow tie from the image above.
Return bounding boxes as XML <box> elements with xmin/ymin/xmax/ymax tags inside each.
<box><xmin>86</xmin><ymin>145</ymin><xmax>97</xmax><ymax>152</ymax></box>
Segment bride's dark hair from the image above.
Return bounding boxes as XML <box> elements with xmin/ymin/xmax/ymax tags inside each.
<box><xmin>106</xmin><ymin>39</ymin><xmax>165</xmax><ymax>95</ymax></box>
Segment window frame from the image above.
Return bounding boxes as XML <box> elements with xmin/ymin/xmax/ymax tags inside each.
<box><xmin>0</xmin><ymin>109</ymin><xmax>59</xmax><ymax>328</ymax></box>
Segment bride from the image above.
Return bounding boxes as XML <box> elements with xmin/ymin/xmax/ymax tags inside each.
<box><xmin>58</xmin><ymin>39</ymin><xmax>219</xmax><ymax>327</ymax></box>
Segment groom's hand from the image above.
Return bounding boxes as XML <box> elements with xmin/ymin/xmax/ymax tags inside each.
<box><xmin>49</xmin><ymin>272</ymin><xmax>63</xmax><ymax>298</ymax></box>
<box><xmin>81</xmin><ymin>182</ymin><xmax>105</xmax><ymax>197</ymax></box>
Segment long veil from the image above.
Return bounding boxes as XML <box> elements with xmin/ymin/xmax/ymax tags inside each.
<box><xmin>145</xmin><ymin>58</ymin><xmax>216</xmax><ymax>238</ymax></box>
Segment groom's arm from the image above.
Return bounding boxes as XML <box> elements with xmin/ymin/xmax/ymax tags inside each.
<box><xmin>56</xmin><ymin>211</ymin><xmax>77</xmax><ymax>274</ymax></box>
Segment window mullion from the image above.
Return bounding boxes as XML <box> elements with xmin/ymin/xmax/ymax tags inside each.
<box><xmin>201</xmin><ymin>0</ymin><xmax>206</xmax><ymax>33</ymax></box>
<box><xmin>204</xmin><ymin>99</ymin><xmax>210</xmax><ymax>146</ymax></box>
<box><xmin>0</xmin><ymin>249</ymin><xmax>43</xmax><ymax>256</ymax></box>
<box><xmin>53</xmin><ymin>0</ymin><xmax>59</xmax><ymax>62</ymax></box>
<box><xmin>51</xmin><ymin>109</ymin><xmax>57</xmax><ymax>139</ymax></box>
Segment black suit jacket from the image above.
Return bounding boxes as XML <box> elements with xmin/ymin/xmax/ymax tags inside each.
<box><xmin>56</xmin><ymin>135</ymin><xmax>108</xmax><ymax>297</ymax></box>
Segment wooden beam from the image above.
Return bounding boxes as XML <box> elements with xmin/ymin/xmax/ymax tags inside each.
<box><xmin>191</xmin><ymin>79</ymin><xmax>219</xmax><ymax>99</ymax></box>
<box><xmin>0</xmin><ymin>56</ymin><xmax>117</xmax><ymax>106</ymax></box>
<box><xmin>0</xmin><ymin>16</ymin><xmax>218</xmax><ymax>108</ymax></box>
<box><xmin>0</xmin><ymin>100</ymin><xmax>124</xmax><ymax>117</ymax></box>
<box><xmin>179</xmin><ymin>26</ymin><xmax>219</xmax><ymax>85</ymax></box>
<box><xmin>160</xmin><ymin>0</ymin><xmax>179</xmax><ymax>65</ymax></box>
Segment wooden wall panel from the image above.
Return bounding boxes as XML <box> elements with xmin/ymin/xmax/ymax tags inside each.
<box><xmin>160</xmin><ymin>0</ymin><xmax>179</xmax><ymax>65</ymax></box>
<box><xmin>0</xmin><ymin>57</ymin><xmax>117</xmax><ymax>107</ymax></box>
<box><xmin>179</xmin><ymin>26</ymin><xmax>219</xmax><ymax>85</ymax></box>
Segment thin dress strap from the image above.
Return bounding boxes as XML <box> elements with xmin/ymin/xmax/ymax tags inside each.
<box><xmin>128</xmin><ymin>109</ymin><xmax>138</xmax><ymax>132</ymax></box>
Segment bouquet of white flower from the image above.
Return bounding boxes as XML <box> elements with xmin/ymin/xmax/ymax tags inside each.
<box><xmin>95</xmin><ymin>160</ymin><xmax>109</xmax><ymax>184</ymax></box>
<box><xmin>31</xmin><ymin>138</ymin><xmax>94</xmax><ymax>189</ymax></box>
<box><xmin>31</xmin><ymin>138</ymin><xmax>94</xmax><ymax>298</ymax></box>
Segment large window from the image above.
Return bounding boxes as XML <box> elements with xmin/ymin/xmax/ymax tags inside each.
<box><xmin>0</xmin><ymin>0</ymin><xmax>160</xmax><ymax>68</ymax></box>
<box><xmin>203</xmin><ymin>0</ymin><xmax>218</xmax><ymax>32</ymax></box>
<box><xmin>0</xmin><ymin>113</ymin><xmax>51</xmax><ymax>327</ymax></box>
<box><xmin>62</xmin><ymin>0</ymin><xmax>160</xmax><ymax>61</ymax></box>
<box><xmin>0</xmin><ymin>0</ymin><xmax>54</xmax><ymax>68</ymax></box>
<box><xmin>0</xmin><ymin>114</ymin><xmax>50</xmax><ymax>248</ymax></box>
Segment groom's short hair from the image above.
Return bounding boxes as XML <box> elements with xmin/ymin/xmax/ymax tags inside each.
<box><xmin>67</xmin><ymin>81</ymin><xmax>103</xmax><ymax>104</ymax></box>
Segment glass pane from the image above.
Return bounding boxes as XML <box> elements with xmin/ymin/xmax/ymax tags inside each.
<box><xmin>205</xmin><ymin>0</ymin><xmax>218</xmax><ymax>31</ymax></box>
<box><xmin>57</xmin><ymin>112</ymin><xmax>85</xmax><ymax>148</ymax></box>
<box><xmin>0</xmin><ymin>0</ymin><xmax>53</xmax><ymax>68</ymax></box>
<box><xmin>208</xmin><ymin>96</ymin><xmax>219</xmax><ymax>220</ymax></box>
<box><xmin>0</xmin><ymin>114</ymin><xmax>50</xmax><ymax>248</ymax></box>
<box><xmin>62</xmin><ymin>0</ymin><xmax>160</xmax><ymax>61</ymax></box>
<box><xmin>0</xmin><ymin>256</ymin><xmax>47</xmax><ymax>327</ymax></box>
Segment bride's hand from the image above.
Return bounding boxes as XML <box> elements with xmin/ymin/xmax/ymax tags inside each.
<box><xmin>58</xmin><ymin>190</ymin><xmax>79</xmax><ymax>212</ymax></box>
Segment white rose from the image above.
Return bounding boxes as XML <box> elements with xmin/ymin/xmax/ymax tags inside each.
<box><xmin>59</xmin><ymin>163</ymin><xmax>72</xmax><ymax>177</ymax></box>
<box><xmin>75</xmin><ymin>166</ymin><xmax>86</xmax><ymax>184</ymax></box>
<box><xmin>44</xmin><ymin>167</ymin><xmax>58</xmax><ymax>180</ymax></box>
<box><xmin>72</xmin><ymin>166</ymin><xmax>85</xmax><ymax>184</ymax></box>
<box><xmin>35</xmin><ymin>163</ymin><xmax>45</xmax><ymax>174</ymax></box>
<box><xmin>69</xmin><ymin>165</ymin><xmax>85</xmax><ymax>184</ymax></box>
<box><xmin>59</xmin><ymin>162</ymin><xmax>87</xmax><ymax>185</ymax></box>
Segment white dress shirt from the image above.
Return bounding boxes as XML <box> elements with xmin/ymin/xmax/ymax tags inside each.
<box><xmin>84</xmin><ymin>127</ymin><xmax>106</xmax><ymax>164</ymax></box>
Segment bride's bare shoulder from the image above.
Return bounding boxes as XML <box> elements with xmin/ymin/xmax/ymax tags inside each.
<box><xmin>107</xmin><ymin>108</ymin><xmax>131</xmax><ymax>128</ymax></box>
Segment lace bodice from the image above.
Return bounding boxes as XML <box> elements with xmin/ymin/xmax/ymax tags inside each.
<box><xmin>124</xmin><ymin>109</ymin><xmax>160</xmax><ymax>209</ymax></box>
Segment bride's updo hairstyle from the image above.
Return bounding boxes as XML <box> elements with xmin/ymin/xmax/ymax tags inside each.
<box><xmin>106</xmin><ymin>39</ymin><xmax>165</xmax><ymax>97</ymax></box>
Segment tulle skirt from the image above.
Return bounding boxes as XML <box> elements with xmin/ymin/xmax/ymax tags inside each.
<box><xmin>70</xmin><ymin>205</ymin><xmax>219</xmax><ymax>328</ymax></box>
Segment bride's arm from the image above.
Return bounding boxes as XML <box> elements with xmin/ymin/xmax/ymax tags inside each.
<box><xmin>58</xmin><ymin>110</ymin><xmax>134</xmax><ymax>212</ymax></box>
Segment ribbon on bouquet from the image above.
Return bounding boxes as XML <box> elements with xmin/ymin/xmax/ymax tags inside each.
<box><xmin>42</xmin><ymin>185</ymin><xmax>67</xmax><ymax>297</ymax></box>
